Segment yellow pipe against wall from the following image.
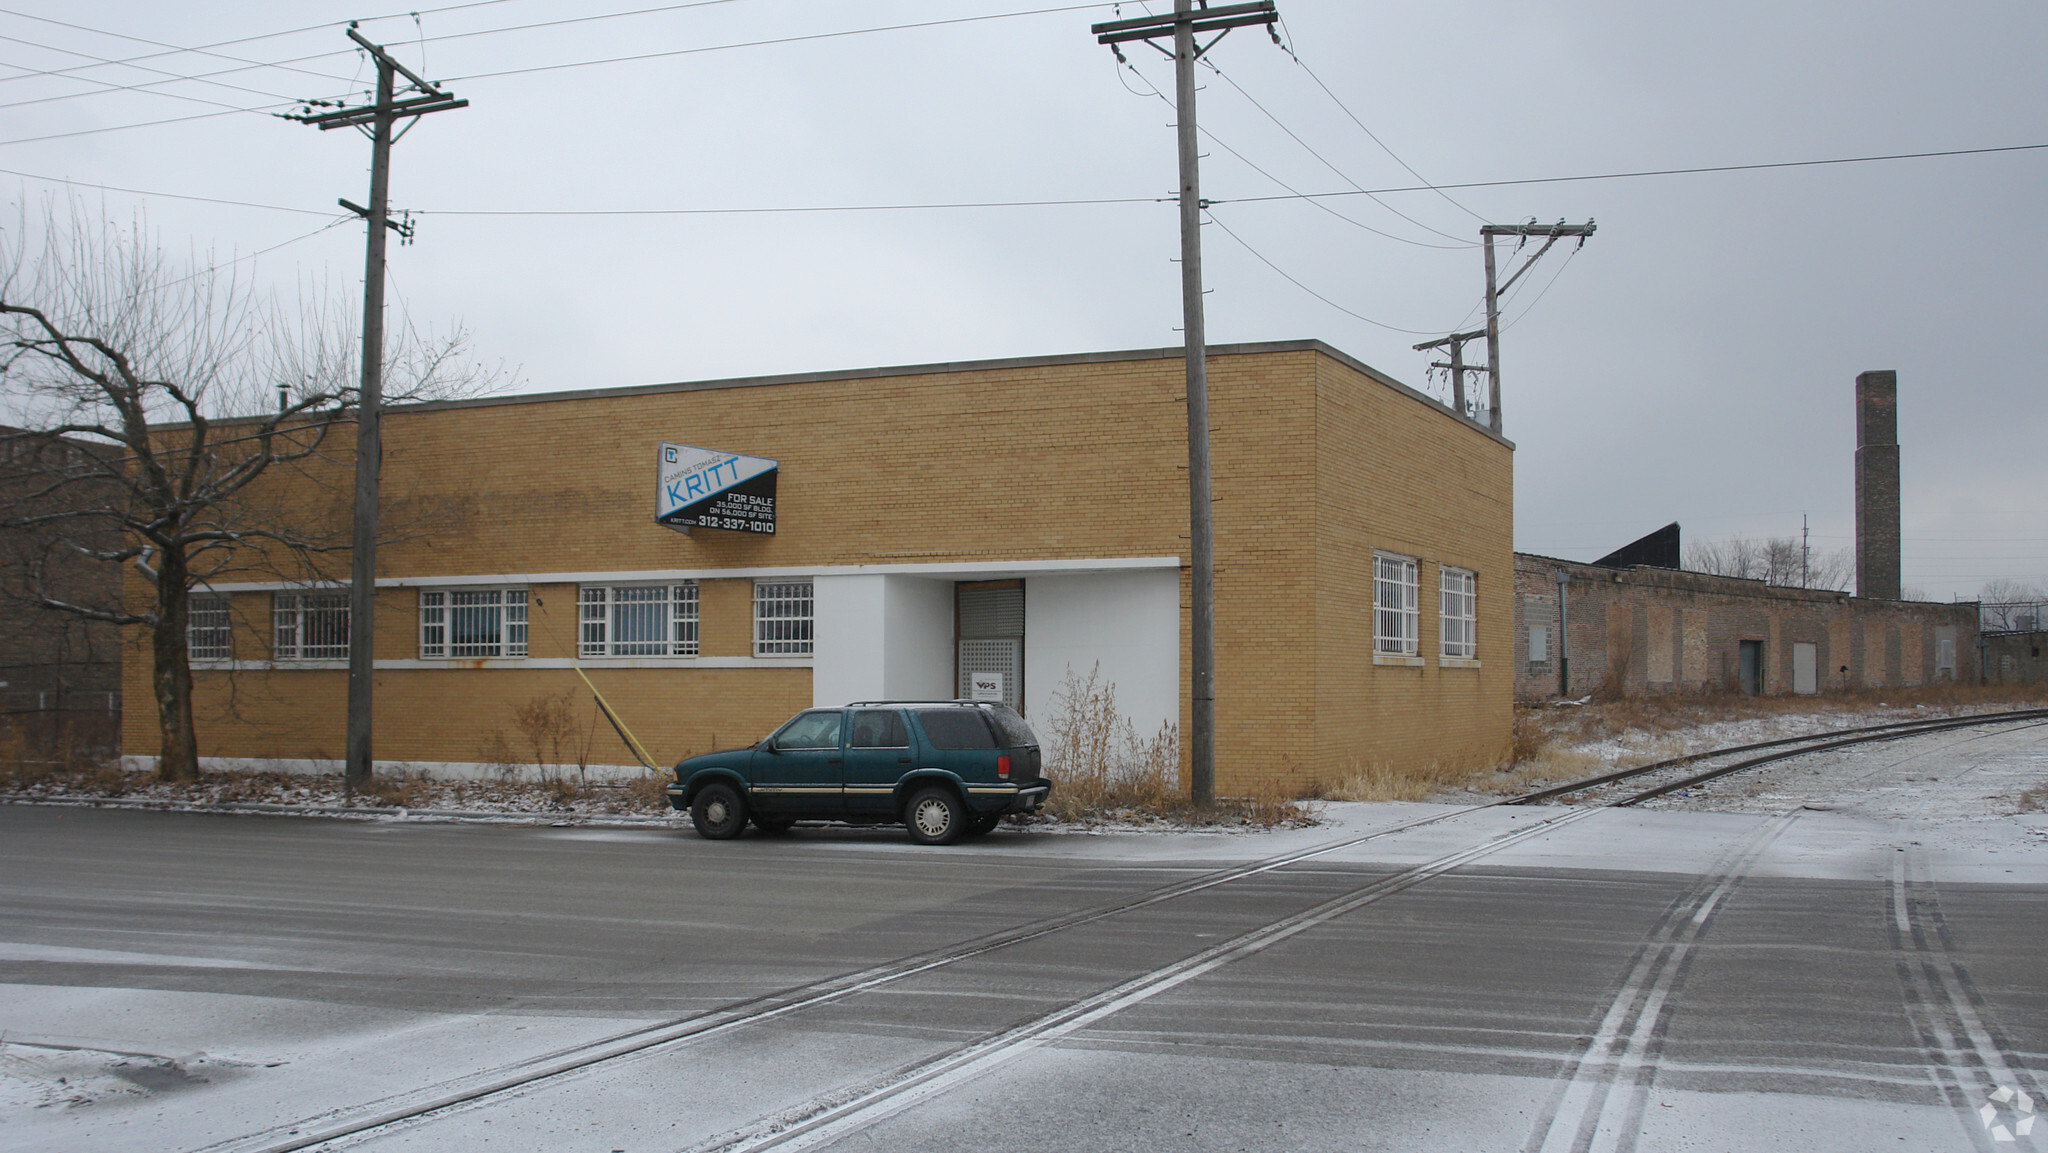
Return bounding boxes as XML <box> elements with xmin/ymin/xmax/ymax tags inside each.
<box><xmin>573</xmin><ymin>665</ymin><xmax>660</xmax><ymax>772</ymax></box>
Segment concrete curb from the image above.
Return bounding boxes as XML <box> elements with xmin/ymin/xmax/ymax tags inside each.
<box><xmin>0</xmin><ymin>794</ymin><xmax>683</xmax><ymax>828</ymax></box>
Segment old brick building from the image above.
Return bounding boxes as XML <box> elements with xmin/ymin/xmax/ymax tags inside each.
<box><xmin>121</xmin><ymin>341</ymin><xmax>1516</xmax><ymax>793</ymax></box>
<box><xmin>0</xmin><ymin>430</ymin><xmax>123</xmax><ymax>752</ymax></box>
<box><xmin>1511</xmin><ymin>368</ymin><xmax>1980</xmax><ymax>701</ymax></box>
<box><xmin>1512</xmin><ymin>553</ymin><xmax>1976</xmax><ymax>700</ymax></box>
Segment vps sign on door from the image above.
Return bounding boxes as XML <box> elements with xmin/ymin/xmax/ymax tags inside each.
<box><xmin>656</xmin><ymin>442</ymin><xmax>778</xmax><ymax>534</ymax></box>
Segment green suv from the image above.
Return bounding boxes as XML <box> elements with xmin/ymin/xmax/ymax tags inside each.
<box><xmin>664</xmin><ymin>701</ymin><xmax>1051</xmax><ymax>845</ymax></box>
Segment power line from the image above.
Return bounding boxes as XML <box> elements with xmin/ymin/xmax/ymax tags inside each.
<box><xmin>1205</xmin><ymin>209</ymin><xmax>1447</xmax><ymax>336</ymax></box>
<box><xmin>1269</xmin><ymin>16</ymin><xmax>1484</xmax><ymax>224</ymax></box>
<box><xmin>0</xmin><ymin>4</ymin><xmax>1112</xmax><ymax>135</ymax></box>
<box><xmin>1499</xmin><ymin>243</ymin><xmax>1582</xmax><ymax>333</ymax></box>
<box><xmin>443</xmin><ymin>3</ymin><xmax>1111</xmax><ymax>82</ymax></box>
<box><xmin>1116</xmin><ymin>52</ymin><xmax>1468</xmax><ymax>250</ymax></box>
<box><xmin>0</xmin><ymin>32</ymin><xmax>311</xmax><ymax>112</ymax></box>
<box><xmin>403</xmin><ymin>0</ymin><xmax>757</xmax><ymax>49</ymax></box>
<box><xmin>1203</xmin><ymin>58</ymin><xmax>1472</xmax><ymax>246</ymax></box>
<box><xmin>0</xmin><ymin>0</ymin><xmax>525</xmax><ymax>91</ymax></box>
<box><xmin>1215</xmin><ymin>142</ymin><xmax>2048</xmax><ymax>205</ymax></box>
<box><xmin>0</xmin><ymin>9</ymin><xmax>358</xmax><ymax>91</ymax></box>
<box><xmin>0</xmin><ymin>165</ymin><xmax>332</xmax><ymax>215</ymax></box>
<box><xmin>425</xmin><ymin>194</ymin><xmax>1167</xmax><ymax>215</ymax></box>
<box><xmin>0</xmin><ymin>103</ymin><xmax>291</xmax><ymax>147</ymax></box>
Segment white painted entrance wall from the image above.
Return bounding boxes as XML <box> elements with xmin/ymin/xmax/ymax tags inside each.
<box><xmin>1024</xmin><ymin>570</ymin><xmax>1180</xmax><ymax>736</ymax></box>
<box><xmin>812</xmin><ymin>574</ymin><xmax>953</xmax><ymax>707</ymax></box>
<box><xmin>814</xmin><ymin>565</ymin><xmax>1179</xmax><ymax>732</ymax></box>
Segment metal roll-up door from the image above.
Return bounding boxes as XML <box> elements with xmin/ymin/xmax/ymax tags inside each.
<box><xmin>957</xmin><ymin>582</ymin><xmax>1023</xmax><ymax>711</ymax></box>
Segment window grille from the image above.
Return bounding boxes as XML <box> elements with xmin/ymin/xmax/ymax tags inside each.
<box><xmin>579</xmin><ymin>583</ymin><xmax>698</xmax><ymax>657</ymax></box>
<box><xmin>1373</xmin><ymin>553</ymin><xmax>1419</xmax><ymax>656</ymax></box>
<box><xmin>1440</xmin><ymin>567</ymin><xmax>1477</xmax><ymax>659</ymax></box>
<box><xmin>419</xmin><ymin>588</ymin><xmax>527</xmax><ymax>658</ymax></box>
<box><xmin>274</xmin><ymin>591</ymin><xmax>350</xmax><ymax>660</ymax></box>
<box><xmin>188</xmin><ymin>592</ymin><xmax>231</xmax><ymax>661</ymax></box>
<box><xmin>754</xmin><ymin>580</ymin><xmax>814</xmax><ymax>656</ymax></box>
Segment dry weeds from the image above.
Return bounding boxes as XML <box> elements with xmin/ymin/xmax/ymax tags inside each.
<box><xmin>1033</xmin><ymin>664</ymin><xmax>1314</xmax><ymax>828</ymax></box>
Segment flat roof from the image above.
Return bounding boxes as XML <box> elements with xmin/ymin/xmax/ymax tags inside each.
<box><xmin>397</xmin><ymin>338</ymin><xmax>1514</xmax><ymax>448</ymax></box>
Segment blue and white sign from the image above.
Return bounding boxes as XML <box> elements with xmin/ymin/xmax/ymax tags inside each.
<box><xmin>656</xmin><ymin>442</ymin><xmax>778</xmax><ymax>534</ymax></box>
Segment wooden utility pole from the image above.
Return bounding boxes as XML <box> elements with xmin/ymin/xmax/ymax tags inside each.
<box><xmin>290</xmin><ymin>24</ymin><xmax>466</xmax><ymax>791</ymax></box>
<box><xmin>1093</xmin><ymin>0</ymin><xmax>1278</xmax><ymax>808</ymax></box>
<box><xmin>1413</xmin><ymin>328</ymin><xmax>1486</xmax><ymax>420</ymax></box>
<box><xmin>1478</xmin><ymin>220</ymin><xmax>1594</xmax><ymax>433</ymax></box>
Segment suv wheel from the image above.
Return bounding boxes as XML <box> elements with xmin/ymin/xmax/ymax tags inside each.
<box><xmin>691</xmin><ymin>783</ymin><xmax>748</xmax><ymax>840</ymax></box>
<box><xmin>904</xmin><ymin>787</ymin><xmax>965</xmax><ymax>846</ymax></box>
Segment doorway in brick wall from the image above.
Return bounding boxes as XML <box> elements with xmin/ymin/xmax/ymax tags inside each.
<box><xmin>956</xmin><ymin>580</ymin><xmax>1023</xmax><ymax>712</ymax></box>
<box><xmin>1739</xmin><ymin>639</ymin><xmax>1764</xmax><ymax>696</ymax></box>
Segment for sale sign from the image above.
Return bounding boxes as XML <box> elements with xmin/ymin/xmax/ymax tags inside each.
<box><xmin>656</xmin><ymin>442</ymin><xmax>777</xmax><ymax>534</ymax></box>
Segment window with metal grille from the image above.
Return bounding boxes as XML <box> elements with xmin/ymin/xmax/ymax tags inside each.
<box><xmin>419</xmin><ymin>588</ymin><xmax>527</xmax><ymax>658</ymax></box>
<box><xmin>1373</xmin><ymin>552</ymin><xmax>1419</xmax><ymax>656</ymax></box>
<box><xmin>579</xmin><ymin>583</ymin><xmax>698</xmax><ymax>657</ymax></box>
<box><xmin>274</xmin><ymin>591</ymin><xmax>350</xmax><ymax>660</ymax></box>
<box><xmin>754</xmin><ymin>580</ymin><xmax>813</xmax><ymax>656</ymax></box>
<box><xmin>188</xmin><ymin>592</ymin><xmax>231</xmax><ymax>661</ymax></box>
<box><xmin>1440</xmin><ymin>567</ymin><xmax>1477</xmax><ymax>660</ymax></box>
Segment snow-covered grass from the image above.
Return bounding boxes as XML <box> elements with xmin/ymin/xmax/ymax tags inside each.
<box><xmin>1458</xmin><ymin>683</ymin><xmax>2048</xmax><ymax>806</ymax></box>
<box><xmin>0</xmin><ymin>760</ymin><xmax>676</xmax><ymax>824</ymax></box>
<box><xmin>0</xmin><ymin>754</ymin><xmax>1314</xmax><ymax>833</ymax></box>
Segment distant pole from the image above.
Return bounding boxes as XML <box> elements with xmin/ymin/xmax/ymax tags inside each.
<box><xmin>1554</xmin><ymin>568</ymin><xmax>1571</xmax><ymax>698</ymax></box>
<box><xmin>1477</xmin><ymin>220</ymin><xmax>1596</xmax><ymax>434</ymax></box>
<box><xmin>1801</xmin><ymin>513</ymin><xmax>1810</xmax><ymax>589</ymax></box>
<box><xmin>1447</xmin><ymin>339</ymin><xmax>1465</xmax><ymax>415</ymax></box>
<box><xmin>289</xmin><ymin>25</ymin><xmax>466</xmax><ymax>791</ymax></box>
<box><xmin>1482</xmin><ymin>232</ymin><xmax>1501</xmax><ymax>431</ymax></box>
<box><xmin>1092</xmin><ymin>0</ymin><xmax>1279</xmax><ymax>807</ymax></box>
<box><xmin>1414</xmin><ymin>328</ymin><xmax>1486</xmax><ymax>422</ymax></box>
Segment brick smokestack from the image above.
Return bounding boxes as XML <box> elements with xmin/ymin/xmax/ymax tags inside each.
<box><xmin>1855</xmin><ymin>369</ymin><xmax>1901</xmax><ymax>600</ymax></box>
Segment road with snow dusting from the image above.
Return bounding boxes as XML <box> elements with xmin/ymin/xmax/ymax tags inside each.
<box><xmin>2</xmin><ymin>719</ymin><xmax>2044</xmax><ymax>1152</ymax></box>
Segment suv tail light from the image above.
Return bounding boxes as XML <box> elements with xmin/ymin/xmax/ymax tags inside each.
<box><xmin>997</xmin><ymin>754</ymin><xmax>1011</xmax><ymax>779</ymax></box>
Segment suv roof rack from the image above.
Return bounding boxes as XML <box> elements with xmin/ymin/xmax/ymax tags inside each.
<box><xmin>844</xmin><ymin>699</ymin><xmax>1004</xmax><ymax>708</ymax></box>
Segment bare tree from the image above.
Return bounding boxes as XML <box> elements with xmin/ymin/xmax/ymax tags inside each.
<box><xmin>0</xmin><ymin>207</ymin><xmax>493</xmax><ymax>780</ymax></box>
<box><xmin>1683</xmin><ymin>534</ymin><xmax>1852</xmax><ymax>591</ymax></box>
<box><xmin>1979</xmin><ymin>578</ymin><xmax>2047</xmax><ymax>631</ymax></box>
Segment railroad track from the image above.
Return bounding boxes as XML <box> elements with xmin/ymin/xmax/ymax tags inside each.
<box><xmin>200</xmin><ymin>708</ymin><xmax>2048</xmax><ymax>1153</ymax></box>
<box><xmin>1507</xmin><ymin>707</ymin><xmax>2048</xmax><ymax>807</ymax></box>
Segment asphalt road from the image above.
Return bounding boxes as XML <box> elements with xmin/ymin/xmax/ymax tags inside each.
<box><xmin>2</xmin><ymin>736</ymin><xmax>2044</xmax><ymax>1152</ymax></box>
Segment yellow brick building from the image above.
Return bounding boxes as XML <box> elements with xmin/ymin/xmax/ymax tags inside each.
<box><xmin>122</xmin><ymin>340</ymin><xmax>1514</xmax><ymax>794</ymax></box>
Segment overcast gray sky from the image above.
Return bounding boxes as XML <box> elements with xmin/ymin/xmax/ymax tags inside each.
<box><xmin>4</xmin><ymin>1</ymin><xmax>2043</xmax><ymax>600</ymax></box>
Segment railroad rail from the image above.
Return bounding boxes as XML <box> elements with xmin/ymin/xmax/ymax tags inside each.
<box><xmin>1508</xmin><ymin>707</ymin><xmax>2048</xmax><ymax>807</ymax></box>
<box><xmin>203</xmin><ymin>708</ymin><xmax>2048</xmax><ymax>1152</ymax></box>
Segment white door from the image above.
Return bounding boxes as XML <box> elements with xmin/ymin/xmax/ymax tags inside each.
<box><xmin>1793</xmin><ymin>642</ymin><xmax>1817</xmax><ymax>695</ymax></box>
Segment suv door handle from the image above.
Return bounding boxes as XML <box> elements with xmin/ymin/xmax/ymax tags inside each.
<box><xmin>828</xmin><ymin>757</ymin><xmax>842</xmax><ymax>764</ymax></box>
<box><xmin>897</xmin><ymin>755</ymin><xmax>911</xmax><ymax>763</ymax></box>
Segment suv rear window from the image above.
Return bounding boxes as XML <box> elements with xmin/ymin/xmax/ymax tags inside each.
<box><xmin>985</xmin><ymin>705</ymin><xmax>1038</xmax><ymax>747</ymax></box>
<box><xmin>916</xmin><ymin>709</ymin><xmax>996</xmax><ymax>750</ymax></box>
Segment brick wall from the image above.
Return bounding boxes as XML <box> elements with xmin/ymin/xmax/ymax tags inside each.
<box><xmin>1512</xmin><ymin>555</ymin><xmax>1979</xmax><ymax>700</ymax></box>
<box><xmin>1984</xmin><ymin>631</ymin><xmax>2048</xmax><ymax>685</ymax></box>
<box><xmin>121</xmin><ymin>342</ymin><xmax>1515</xmax><ymax>789</ymax></box>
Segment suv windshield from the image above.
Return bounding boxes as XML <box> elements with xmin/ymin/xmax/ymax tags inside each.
<box><xmin>917</xmin><ymin>709</ymin><xmax>996</xmax><ymax>750</ymax></box>
<box><xmin>775</xmin><ymin>710</ymin><xmax>842</xmax><ymax>750</ymax></box>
